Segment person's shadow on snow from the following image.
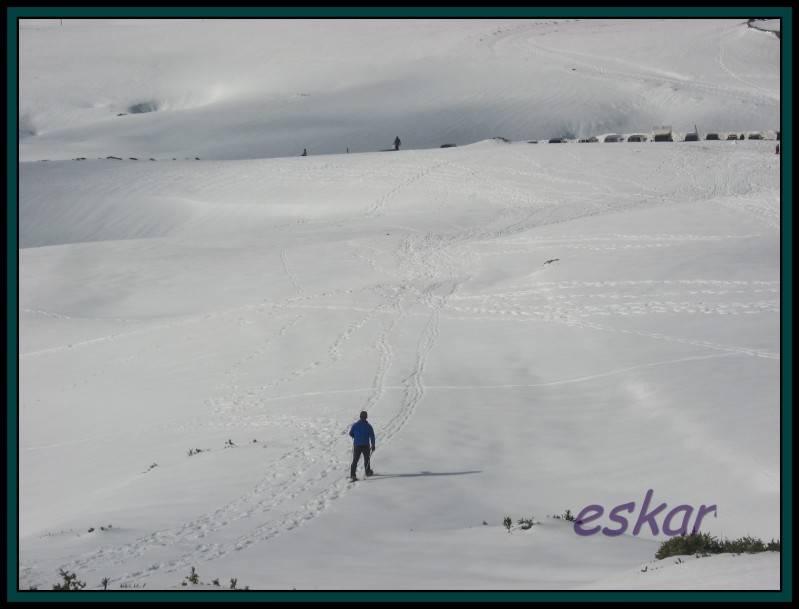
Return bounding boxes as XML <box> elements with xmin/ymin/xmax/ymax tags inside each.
<box><xmin>365</xmin><ymin>470</ymin><xmax>481</xmax><ymax>480</ymax></box>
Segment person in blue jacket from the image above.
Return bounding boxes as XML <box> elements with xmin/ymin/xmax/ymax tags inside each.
<box><xmin>349</xmin><ymin>410</ymin><xmax>376</xmax><ymax>480</ymax></box>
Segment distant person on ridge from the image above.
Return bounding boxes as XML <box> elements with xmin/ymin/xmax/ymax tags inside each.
<box><xmin>394</xmin><ymin>136</ymin><xmax>401</xmax><ymax>151</ymax></box>
<box><xmin>349</xmin><ymin>410</ymin><xmax>375</xmax><ymax>481</ymax></box>
<box><xmin>301</xmin><ymin>148</ymin><xmax>308</xmax><ymax>156</ymax></box>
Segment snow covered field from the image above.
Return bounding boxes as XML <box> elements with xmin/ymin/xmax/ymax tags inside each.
<box><xmin>18</xmin><ymin>18</ymin><xmax>781</xmax><ymax>591</ymax></box>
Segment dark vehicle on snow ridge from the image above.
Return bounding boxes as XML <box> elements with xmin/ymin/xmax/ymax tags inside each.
<box><xmin>727</xmin><ymin>134</ymin><xmax>738</xmax><ymax>140</ymax></box>
<box><xmin>603</xmin><ymin>134</ymin><xmax>624</xmax><ymax>143</ymax></box>
<box><xmin>705</xmin><ymin>133</ymin><xmax>720</xmax><ymax>140</ymax></box>
<box><xmin>627</xmin><ymin>134</ymin><xmax>648</xmax><ymax>142</ymax></box>
<box><xmin>548</xmin><ymin>137</ymin><xmax>567</xmax><ymax>143</ymax></box>
<box><xmin>653</xmin><ymin>126</ymin><xmax>673</xmax><ymax>142</ymax></box>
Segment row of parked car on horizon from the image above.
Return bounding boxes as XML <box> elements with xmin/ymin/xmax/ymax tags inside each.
<box><xmin>529</xmin><ymin>130</ymin><xmax>779</xmax><ymax>144</ymax></box>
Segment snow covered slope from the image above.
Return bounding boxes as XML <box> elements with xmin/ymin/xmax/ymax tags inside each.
<box><xmin>20</xmin><ymin>18</ymin><xmax>779</xmax><ymax>161</ymax></box>
<box><xmin>18</xmin><ymin>19</ymin><xmax>781</xmax><ymax>591</ymax></box>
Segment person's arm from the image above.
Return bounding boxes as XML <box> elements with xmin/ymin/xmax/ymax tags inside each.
<box><xmin>349</xmin><ymin>424</ymin><xmax>354</xmax><ymax>438</ymax></box>
<box><xmin>369</xmin><ymin>424</ymin><xmax>375</xmax><ymax>450</ymax></box>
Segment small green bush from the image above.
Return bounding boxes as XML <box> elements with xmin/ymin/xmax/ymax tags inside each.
<box><xmin>52</xmin><ymin>569</ymin><xmax>86</xmax><ymax>590</ymax></box>
<box><xmin>551</xmin><ymin>509</ymin><xmax>576</xmax><ymax>522</ymax></box>
<box><xmin>183</xmin><ymin>567</ymin><xmax>200</xmax><ymax>585</ymax></box>
<box><xmin>656</xmin><ymin>532</ymin><xmax>781</xmax><ymax>560</ymax></box>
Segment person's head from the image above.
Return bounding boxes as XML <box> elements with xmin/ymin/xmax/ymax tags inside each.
<box><xmin>359</xmin><ymin>410</ymin><xmax>368</xmax><ymax>420</ymax></box>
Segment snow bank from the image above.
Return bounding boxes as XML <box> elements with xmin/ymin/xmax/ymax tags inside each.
<box><xmin>578</xmin><ymin>552</ymin><xmax>780</xmax><ymax>590</ymax></box>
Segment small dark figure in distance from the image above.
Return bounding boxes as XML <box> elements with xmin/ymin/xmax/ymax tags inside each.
<box><xmin>394</xmin><ymin>136</ymin><xmax>401</xmax><ymax>151</ymax></box>
<box><xmin>349</xmin><ymin>411</ymin><xmax>376</xmax><ymax>481</ymax></box>
<box><xmin>776</xmin><ymin>143</ymin><xmax>780</xmax><ymax>154</ymax></box>
<box><xmin>301</xmin><ymin>148</ymin><xmax>307</xmax><ymax>156</ymax></box>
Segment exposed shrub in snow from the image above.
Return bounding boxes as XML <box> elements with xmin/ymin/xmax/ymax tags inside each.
<box><xmin>227</xmin><ymin>577</ymin><xmax>249</xmax><ymax>590</ymax></box>
<box><xmin>655</xmin><ymin>532</ymin><xmax>781</xmax><ymax>559</ymax></box>
<box><xmin>178</xmin><ymin>567</ymin><xmax>249</xmax><ymax>590</ymax></box>
<box><xmin>52</xmin><ymin>569</ymin><xmax>86</xmax><ymax>590</ymax></box>
<box><xmin>101</xmin><ymin>577</ymin><xmax>109</xmax><ymax>590</ymax></box>
<box><xmin>516</xmin><ymin>517</ymin><xmax>538</xmax><ymax>530</ymax></box>
<box><xmin>502</xmin><ymin>515</ymin><xmax>540</xmax><ymax>531</ymax></box>
<box><xmin>551</xmin><ymin>509</ymin><xmax>576</xmax><ymax>522</ymax></box>
<box><xmin>766</xmin><ymin>539</ymin><xmax>781</xmax><ymax>552</ymax></box>
<box><xmin>225</xmin><ymin>438</ymin><xmax>236</xmax><ymax>448</ymax></box>
<box><xmin>182</xmin><ymin>566</ymin><xmax>200</xmax><ymax>586</ymax></box>
<box><xmin>723</xmin><ymin>536</ymin><xmax>781</xmax><ymax>553</ymax></box>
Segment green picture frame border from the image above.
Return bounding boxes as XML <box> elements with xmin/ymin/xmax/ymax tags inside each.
<box><xmin>5</xmin><ymin>4</ymin><xmax>792</xmax><ymax>603</ymax></box>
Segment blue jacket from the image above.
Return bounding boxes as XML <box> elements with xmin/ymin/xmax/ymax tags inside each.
<box><xmin>349</xmin><ymin>420</ymin><xmax>375</xmax><ymax>447</ymax></box>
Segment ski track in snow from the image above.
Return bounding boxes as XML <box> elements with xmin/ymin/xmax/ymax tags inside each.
<box><xmin>280</xmin><ymin>248</ymin><xmax>304</xmax><ymax>296</ymax></box>
<box><xmin>21</xmin><ymin>132</ymin><xmax>779</xmax><ymax>589</ymax></box>
<box><xmin>515</xmin><ymin>23</ymin><xmax>777</xmax><ymax>107</ymax></box>
<box><xmin>52</xmin><ymin>228</ymin><xmax>472</xmax><ymax>587</ymax></box>
<box><xmin>364</xmin><ymin>159</ymin><xmax>454</xmax><ymax>218</ymax></box>
<box><xmin>716</xmin><ymin>24</ymin><xmax>778</xmax><ymax>101</ymax></box>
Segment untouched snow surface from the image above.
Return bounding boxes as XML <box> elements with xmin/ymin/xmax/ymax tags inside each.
<box><xmin>18</xmin><ymin>19</ymin><xmax>780</xmax><ymax>591</ymax></box>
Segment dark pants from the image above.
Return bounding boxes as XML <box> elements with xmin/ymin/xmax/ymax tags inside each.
<box><xmin>351</xmin><ymin>445</ymin><xmax>372</xmax><ymax>478</ymax></box>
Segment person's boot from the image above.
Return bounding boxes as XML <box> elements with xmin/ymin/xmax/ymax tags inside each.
<box><xmin>366</xmin><ymin>469</ymin><xmax>374</xmax><ymax>477</ymax></box>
